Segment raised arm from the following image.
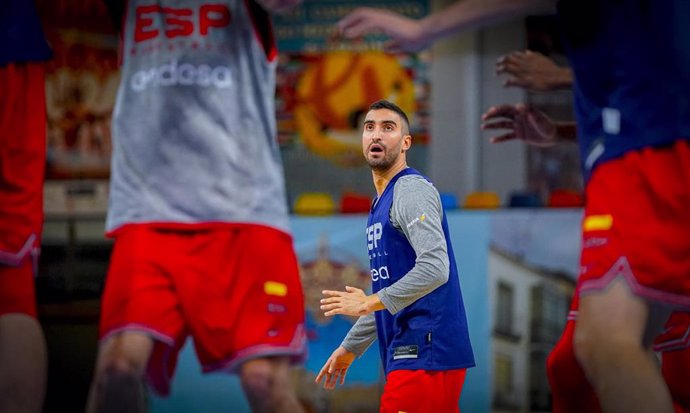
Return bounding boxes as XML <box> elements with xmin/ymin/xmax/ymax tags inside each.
<box><xmin>337</xmin><ymin>0</ymin><xmax>554</xmax><ymax>53</ymax></box>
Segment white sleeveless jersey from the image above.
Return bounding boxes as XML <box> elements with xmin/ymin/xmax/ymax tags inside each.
<box><xmin>106</xmin><ymin>0</ymin><xmax>290</xmax><ymax>234</ymax></box>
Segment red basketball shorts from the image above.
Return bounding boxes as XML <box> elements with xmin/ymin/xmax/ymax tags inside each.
<box><xmin>0</xmin><ymin>263</ymin><xmax>39</xmax><ymax>318</ymax></box>
<box><xmin>380</xmin><ymin>369</ymin><xmax>467</xmax><ymax>413</ymax></box>
<box><xmin>99</xmin><ymin>223</ymin><xmax>307</xmax><ymax>395</ymax></box>
<box><xmin>0</xmin><ymin>62</ymin><xmax>46</xmax><ymax>317</ymax></box>
<box><xmin>579</xmin><ymin>139</ymin><xmax>690</xmax><ymax>309</ymax></box>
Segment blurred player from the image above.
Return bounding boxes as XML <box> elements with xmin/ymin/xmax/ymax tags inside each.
<box><xmin>0</xmin><ymin>1</ymin><xmax>52</xmax><ymax>412</ymax></box>
<box><xmin>87</xmin><ymin>1</ymin><xmax>307</xmax><ymax>412</ymax></box>
<box><xmin>484</xmin><ymin>49</ymin><xmax>690</xmax><ymax>413</ymax></box>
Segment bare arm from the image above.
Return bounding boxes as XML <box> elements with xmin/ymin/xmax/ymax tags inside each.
<box><xmin>337</xmin><ymin>0</ymin><xmax>555</xmax><ymax>53</ymax></box>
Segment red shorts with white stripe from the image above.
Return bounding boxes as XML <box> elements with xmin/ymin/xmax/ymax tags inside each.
<box><xmin>655</xmin><ymin>311</ymin><xmax>690</xmax><ymax>353</ymax></box>
<box><xmin>579</xmin><ymin>139</ymin><xmax>690</xmax><ymax>310</ymax></box>
<box><xmin>99</xmin><ymin>223</ymin><xmax>307</xmax><ymax>395</ymax></box>
<box><xmin>0</xmin><ymin>262</ymin><xmax>39</xmax><ymax>317</ymax></box>
<box><xmin>380</xmin><ymin>369</ymin><xmax>467</xmax><ymax>413</ymax></box>
<box><xmin>0</xmin><ymin>62</ymin><xmax>46</xmax><ymax>317</ymax></box>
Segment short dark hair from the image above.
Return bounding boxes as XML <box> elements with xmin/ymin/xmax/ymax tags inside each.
<box><xmin>368</xmin><ymin>99</ymin><xmax>410</xmax><ymax>134</ymax></box>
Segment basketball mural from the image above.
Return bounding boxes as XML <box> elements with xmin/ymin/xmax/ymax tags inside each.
<box><xmin>294</xmin><ymin>51</ymin><xmax>416</xmax><ymax>166</ymax></box>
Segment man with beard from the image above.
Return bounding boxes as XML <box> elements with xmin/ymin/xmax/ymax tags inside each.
<box><xmin>338</xmin><ymin>2</ymin><xmax>690</xmax><ymax>411</ymax></box>
<box><xmin>316</xmin><ymin>100</ymin><xmax>475</xmax><ymax>412</ymax></box>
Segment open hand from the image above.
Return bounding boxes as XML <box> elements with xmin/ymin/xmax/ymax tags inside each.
<box><xmin>315</xmin><ymin>346</ymin><xmax>356</xmax><ymax>390</ymax></box>
<box><xmin>320</xmin><ymin>286</ymin><xmax>375</xmax><ymax>317</ymax></box>
<box><xmin>481</xmin><ymin>103</ymin><xmax>557</xmax><ymax>147</ymax></box>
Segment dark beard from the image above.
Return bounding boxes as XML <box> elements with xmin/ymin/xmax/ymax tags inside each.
<box><xmin>366</xmin><ymin>152</ymin><xmax>397</xmax><ymax>171</ymax></box>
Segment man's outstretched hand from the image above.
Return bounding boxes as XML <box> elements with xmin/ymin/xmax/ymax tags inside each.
<box><xmin>320</xmin><ymin>286</ymin><xmax>384</xmax><ymax>317</ymax></box>
<box><xmin>481</xmin><ymin>103</ymin><xmax>558</xmax><ymax>147</ymax></box>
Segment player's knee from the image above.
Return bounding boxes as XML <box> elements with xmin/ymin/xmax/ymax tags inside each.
<box><xmin>240</xmin><ymin>360</ymin><xmax>289</xmax><ymax>403</ymax></box>
<box><xmin>94</xmin><ymin>355</ymin><xmax>145</xmax><ymax>396</ymax></box>
<box><xmin>93</xmin><ymin>361</ymin><xmax>146</xmax><ymax>413</ymax></box>
<box><xmin>241</xmin><ymin>362</ymin><xmax>275</xmax><ymax>397</ymax></box>
<box><xmin>573</xmin><ymin>321</ymin><xmax>636</xmax><ymax>373</ymax></box>
<box><xmin>100</xmin><ymin>355</ymin><xmax>143</xmax><ymax>378</ymax></box>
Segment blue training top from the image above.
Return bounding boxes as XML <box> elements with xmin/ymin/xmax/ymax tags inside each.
<box><xmin>558</xmin><ymin>0</ymin><xmax>690</xmax><ymax>180</ymax></box>
<box><xmin>367</xmin><ymin>167</ymin><xmax>475</xmax><ymax>374</ymax></box>
<box><xmin>0</xmin><ymin>0</ymin><xmax>52</xmax><ymax>66</ymax></box>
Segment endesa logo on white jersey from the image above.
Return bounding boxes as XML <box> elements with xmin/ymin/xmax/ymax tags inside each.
<box><xmin>131</xmin><ymin>59</ymin><xmax>233</xmax><ymax>91</ymax></box>
<box><xmin>129</xmin><ymin>4</ymin><xmax>235</xmax><ymax>91</ymax></box>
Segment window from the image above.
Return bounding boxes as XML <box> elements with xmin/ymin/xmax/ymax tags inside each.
<box><xmin>531</xmin><ymin>284</ymin><xmax>570</xmax><ymax>343</ymax></box>
<box><xmin>494</xmin><ymin>353</ymin><xmax>517</xmax><ymax>408</ymax></box>
<box><xmin>530</xmin><ymin>350</ymin><xmax>552</xmax><ymax>411</ymax></box>
<box><xmin>496</xmin><ymin>354</ymin><xmax>514</xmax><ymax>393</ymax></box>
<box><xmin>495</xmin><ymin>281</ymin><xmax>515</xmax><ymax>337</ymax></box>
